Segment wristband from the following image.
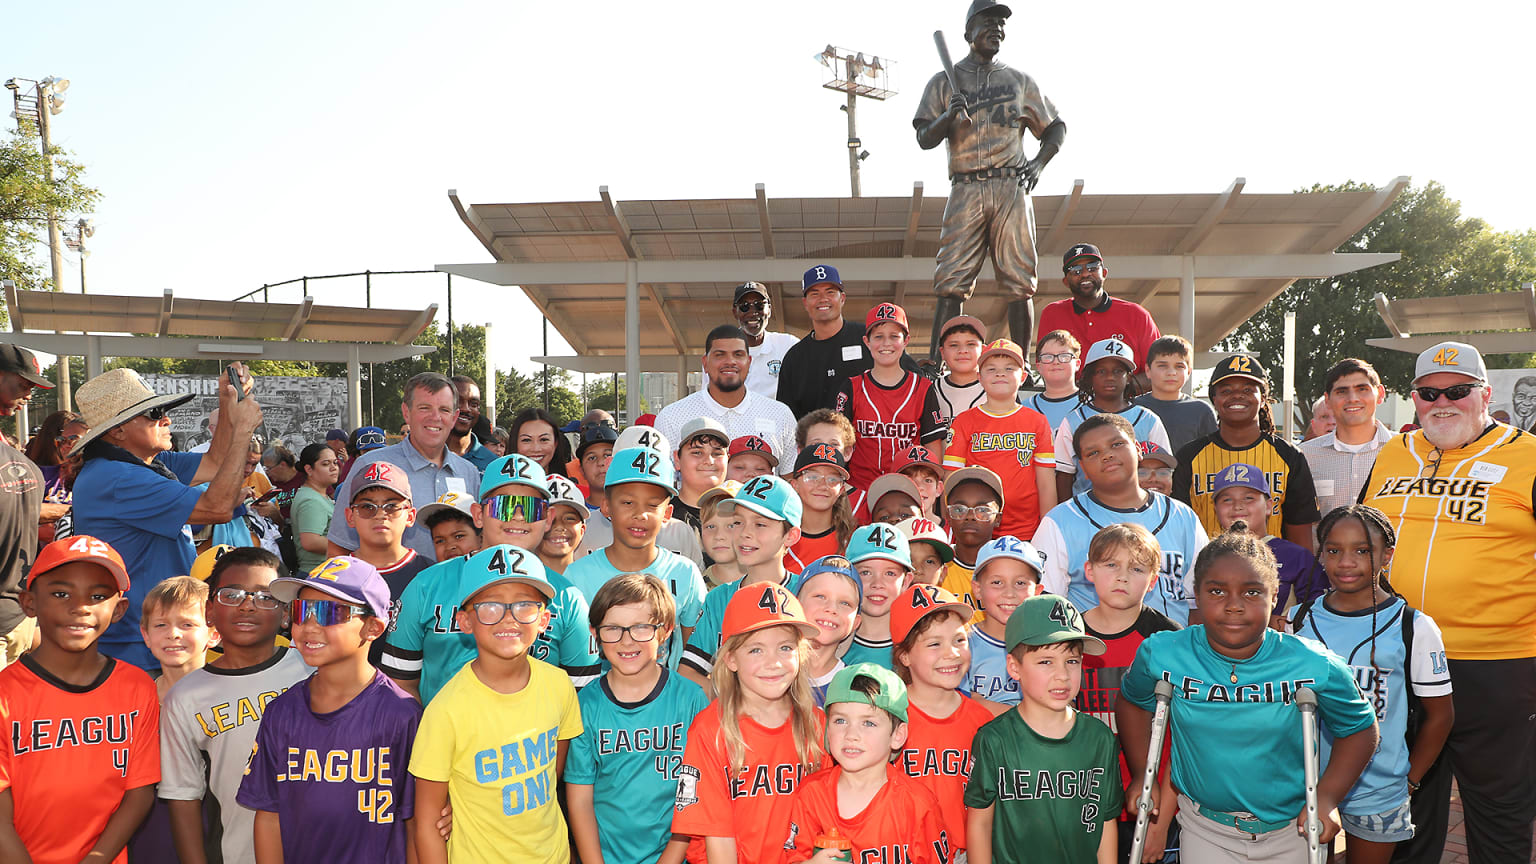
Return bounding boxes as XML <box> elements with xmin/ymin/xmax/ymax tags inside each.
<box><xmin>1407</xmin><ymin>777</ymin><xmax>1421</xmax><ymax>793</ymax></box>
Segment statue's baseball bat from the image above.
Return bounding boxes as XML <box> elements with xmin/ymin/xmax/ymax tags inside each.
<box><xmin>932</xmin><ymin>31</ymin><xmax>969</xmax><ymax>122</ymax></box>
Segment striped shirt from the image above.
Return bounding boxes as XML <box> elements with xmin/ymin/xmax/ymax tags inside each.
<box><xmin>1173</xmin><ymin>431</ymin><xmax>1321</xmax><ymax>539</ymax></box>
<box><xmin>1298</xmin><ymin>421</ymin><xmax>1393</xmax><ymax>516</ymax></box>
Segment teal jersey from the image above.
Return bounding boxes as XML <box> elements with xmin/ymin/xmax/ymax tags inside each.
<box><xmin>840</xmin><ymin>633</ymin><xmax>895</xmax><ymax>671</ymax></box>
<box><xmin>565</xmin><ymin>548</ymin><xmax>707</xmax><ymax>670</ymax></box>
<box><xmin>1120</xmin><ymin>626</ymin><xmax>1376</xmax><ymax>824</ymax></box>
<box><xmin>680</xmin><ymin>573</ymin><xmax>800</xmax><ymax>678</ymax></box>
<box><xmin>382</xmin><ymin>556</ymin><xmax>600</xmax><ymax>704</ymax></box>
<box><xmin>565</xmin><ymin>669</ymin><xmax>710</xmax><ymax>864</ymax></box>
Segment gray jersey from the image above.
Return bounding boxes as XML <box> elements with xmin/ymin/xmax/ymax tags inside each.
<box><xmin>159</xmin><ymin>649</ymin><xmax>311</xmax><ymax>864</ymax></box>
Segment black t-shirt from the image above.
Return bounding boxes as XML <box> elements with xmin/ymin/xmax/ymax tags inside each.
<box><xmin>671</xmin><ymin>496</ymin><xmax>713</xmax><ymax>570</ymax></box>
<box><xmin>0</xmin><ymin>438</ymin><xmax>42</xmax><ymax>635</ymax></box>
<box><xmin>776</xmin><ymin>319</ymin><xmax>922</xmax><ymax>419</ymax></box>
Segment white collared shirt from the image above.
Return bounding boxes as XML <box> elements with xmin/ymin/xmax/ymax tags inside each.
<box><xmin>654</xmin><ymin>388</ymin><xmax>798</xmax><ymax>476</ymax></box>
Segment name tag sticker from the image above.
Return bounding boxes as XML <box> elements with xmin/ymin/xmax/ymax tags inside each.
<box><xmin>754</xmin><ymin>419</ymin><xmax>775</xmax><ymax>437</ymax></box>
<box><xmin>446</xmin><ymin>477</ymin><xmax>468</xmax><ymax>495</ymax></box>
<box><xmin>1315</xmin><ymin>480</ymin><xmax>1335</xmax><ymax>497</ymax></box>
<box><xmin>841</xmin><ymin>345</ymin><xmax>862</xmax><ymax>362</ymax></box>
<box><xmin>1468</xmin><ymin>461</ymin><xmax>1507</xmax><ymax>483</ymax></box>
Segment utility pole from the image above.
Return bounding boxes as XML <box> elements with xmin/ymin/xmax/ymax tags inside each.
<box><xmin>816</xmin><ymin>47</ymin><xmax>895</xmax><ymax>198</ymax></box>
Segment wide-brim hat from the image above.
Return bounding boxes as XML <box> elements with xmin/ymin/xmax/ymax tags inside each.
<box><xmin>74</xmin><ymin>368</ymin><xmax>195</xmax><ymax>451</ymax></box>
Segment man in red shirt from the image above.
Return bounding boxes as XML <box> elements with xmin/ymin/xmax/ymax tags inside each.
<box><xmin>1037</xmin><ymin>244</ymin><xmax>1161</xmax><ymax>374</ymax></box>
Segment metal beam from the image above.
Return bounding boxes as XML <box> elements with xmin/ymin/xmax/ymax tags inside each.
<box><xmin>392</xmin><ymin>303</ymin><xmax>439</xmax><ymax>345</ymax></box>
<box><xmin>1173</xmin><ymin>177</ymin><xmax>1245</xmax><ymax>254</ymax></box>
<box><xmin>535</xmin><ymin>354</ymin><xmax>695</xmax><ymax>374</ymax></box>
<box><xmin>2</xmin><ymin>280</ymin><xmax>23</xmax><ymax>331</ymax></box>
<box><xmin>520</xmin><ymin>288</ymin><xmax>590</xmax><ymax>355</ymax></box>
<box><xmin>0</xmin><ymin>332</ymin><xmax>435</xmax><ymax>364</ymax></box>
<box><xmin>448</xmin><ymin>189</ymin><xmax>501</xmax><ymax>260</ymax></box>
<box><xmin>1523</xmin><ymin>282</ymin><xmax>1536</xmax><ymax>330</ymax></box>
<box><xmin>1367</xmin><ymin>331</ymin><xmax>1536</xmax><ymax>355</ymax></box>
<box><xmin>600</xmin><ymin>186</ymin><xmax>639</xmax><ymax>260</ymax></box>
<box><xmin>1374</xmin><ymin>292</ymin><xmax>1405</xmax><ymax>337</ymax></box>
<box><xmin>1199</xmin><ymin>278</ymin><xmax>1297</xmax><ymax>351</ymax></box>
<box><xmin>1129</xmin><ymin>280</ymin><xmax>1162</xmax><ymax>305</ymax></box>
<box><xmin>1039</xmin><ymin>178</ymin><xmax>1085</xmax><ymax>255</ymax></box>
<box><xmin>156</xmin><ymin>290</ymin><xmax>174</xmax><ymax>337</ymax></box>
<box><xmin>755</xmin><ymin>183</ymin><xmax>775</xmax><ymax>258</ymax></box>
<box><xmin>646</xmin><ymin>283</ymin><xmax>688</xmax><ymax>352</ymax></box>
<box><xmin>1309</xmin><ymin>176</ymin><xmax>1410</xmax><ymax>253</ymax></box>
<box><xmin>282</xmin><ymin>295</ymin><xmax>314</xmax><ymax>341</ymax></box>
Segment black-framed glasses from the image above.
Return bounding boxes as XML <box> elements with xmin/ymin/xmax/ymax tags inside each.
<box><xmin>735</xmin><ymin>300</ymin><xmax>767</xmax><ymax>314</ymax></box>
<box><xmin>1064</xmin><ymin>262</ymin><xmax>1103</xmax><ymax>275</ymax></box>
<box><xmin>350</xmin><ymin>502</ymin><xmax>410</xmax><ymax>518</ymax></box>
<box><xmin>596</xmin><ymin>623</ymin><xmax>660</xmax><ymax>643</ymax></box>
<box><xmin>1420</xmin><ymin>448</ymin><xmax>1445</xmax><ymax>482</ymax></box>
<box><xmin>947</xmin><ymin>503</ymin><xmax>1000</xmax><ymax>522</ymax></box>
<box><xmin>291</xmin><ymin>598</ymin><xmax>370</xmax><ymax>626</ymax></box>
<box><xmin>1037</xmin><ymin>352</ymin><xmax>1078</xmax><ymax>365</ymax></box>
<box><xmin>470</xmin><ymin>600</ymin><xmax>544</xmax><ymax>626</ymax></box>
<box><xmin>214</xmin><ymin>587</ymin><xmax>282</xmax><ymax>610</ymax></box>
<box><xmin>1412</xmin><ymin>383</ymin><xmax>1481</xmax><ymax>403</ymax></box>
<box><xmin>141</xmin><ymin>406</ymin><xmax>170</xmax><ymax>422</ymax></box>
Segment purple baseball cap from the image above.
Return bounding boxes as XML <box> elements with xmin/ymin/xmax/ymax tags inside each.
<box><xmin>271</xmin><ymin>555</ymin><xmax>392</xmax><ymax>618</ymax></box>
<box><xmin>1211</xmin><ymin>462</ymin><xmax>1270</xmax><ymax>498</ymax></box>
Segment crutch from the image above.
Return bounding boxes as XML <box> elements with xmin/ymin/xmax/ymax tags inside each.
<box><xmin>1129</xmin><ymin>678</ymin><xmax>1176</xmax><ymax>864</ymax></box>
<box><xmin>1295</xmin><ymin>687</ymin><xmax>1325</xmax><ymax>864</ymax></box>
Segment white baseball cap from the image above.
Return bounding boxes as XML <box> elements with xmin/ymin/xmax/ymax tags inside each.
<box><xmin>1413</xmin><ymin>341</ymin><xmax>1487</xmax><ymax>385</ymax></box>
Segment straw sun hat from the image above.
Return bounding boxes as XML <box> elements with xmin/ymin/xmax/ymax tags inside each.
<box><xmin>73</xmin><ymin>368</ymin><xmax>196</xmax><ymax>451</ymax></box>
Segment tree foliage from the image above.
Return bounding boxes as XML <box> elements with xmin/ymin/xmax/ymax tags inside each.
<box><xmin>1221</xmin><ymin>181</ymin><xmax>1536</xmax><ymax>399</ymax></box>
<box><xmin>495</xmin><ymin>366</ymin><xmax>583</xmax><ymax>427</ymax></box>
<box><xmin>0</xmin><ymin>130</ymin><xmax>101</xmax><ymax>315</ymax></box>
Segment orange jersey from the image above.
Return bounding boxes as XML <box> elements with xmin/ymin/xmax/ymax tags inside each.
<box><xmin>786</xmin><ymin>763</ymin><xmax>952</xmax><ymax>864</ymax></box>
<box><xmin>786</xmin><ymin>528</ymin><xmax>844</xmax><ymax>575</ymax></box>
<box><xmin>0</xmin><ymin>657</ymin><xmax>160</xmax><ymax>864</ymax></box>
<box><xmin>673</xmin><ymin>701</ymin><xmax>827</xmax><ymax>864</ymax></box>
<box><xmin>894</xmin><ymin>695</ymin><xmax>994</xmax><ymax>851</ymax></box>
<box><xmin>943</xmin><ymin>405</ymin><xmax>1055</xmax><ymax>539</ymax></box>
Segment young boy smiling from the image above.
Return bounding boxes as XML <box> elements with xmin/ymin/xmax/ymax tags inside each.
<box><xmin>842</xmin><ymin>523</ymin><xmax>915</xmax><ymax>669</ymax></box>
<box><xmin>835</xmin><ymin>303</ymin><xmax>946</xmax><ymax>494</ymax></box>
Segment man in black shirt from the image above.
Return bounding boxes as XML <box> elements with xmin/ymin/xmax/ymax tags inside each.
<box><xmin>0</xmin><ymin>345</ymin><xmax>48</xmax><ymax>668</ymax></box>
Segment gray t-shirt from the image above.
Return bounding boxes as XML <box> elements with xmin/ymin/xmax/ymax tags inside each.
<box><xmin>1133</xmin><ymin>394</ymin><xmax>1219</xmax><ymax>455</ymax></box>
<box><xmin>159</xmin><ymin>648</ymin><xmax>312</xmax><ymax>864</ymax></box>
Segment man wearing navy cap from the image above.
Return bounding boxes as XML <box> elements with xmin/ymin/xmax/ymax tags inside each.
<box><xmin>776</xmin><ymin>264</ymin><xmax>920</xmax><ymax>419</ymax></box>
<box><xmin>1037</xmin><ymin>243</ymin><xmax>1161</xmax><ymax>374</ymax></box>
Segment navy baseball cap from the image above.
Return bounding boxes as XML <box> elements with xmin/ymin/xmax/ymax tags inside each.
<box><xmin>577</xmin><ymin>423</ymin><xmax>618</xmax><ymax>458</ymax></box>
<box><xmin>1063</xmin><ymin>243</ymin><xmax>1103</xmax><ymax>267</ymax></box>
<box><xmin>797</xmin><ymin>554</ymin><xmax>862</xmax><ymax>603</ymax></box>
<box><xmin>355</xmin><ymin>426</ymin><xmax>388</xmax><ymax>452</ymax></box>
<box><xmin>802</xmin><ymin>264</ymin><xmax>842</xmax><ymax>294</ymax></box>
<box><xmin>1210</xmin><ymin>354</ymin><xmax>1269</xmax><ymax>386</ymax></box>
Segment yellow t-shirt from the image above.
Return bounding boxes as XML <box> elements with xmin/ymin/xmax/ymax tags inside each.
<box><xmin>939</xmin><ymin>558</ymin><xmax>984</xmax><ymax>624</ymax></box>
<box><xmin>409</xmin><ymin>658</ymin><xmax>583</xmax><ymax>863</ymax></box>
<box><xmin>1361</xmin><ymin>424</ymin><xmax>1536</xmax><ymax>660</ymax></box>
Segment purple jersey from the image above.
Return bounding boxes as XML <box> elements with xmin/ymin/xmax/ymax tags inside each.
<box><xmin>237</xmin><ymin>671</ymin><xmax>421</xmax><ymax>863</ymax></box>
<box><xmin>1267</xmin><ymin>536</ymin><xmax>1325</xmax><ymax>615</ymax></box>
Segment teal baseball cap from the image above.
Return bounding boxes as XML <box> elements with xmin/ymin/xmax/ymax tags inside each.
<box><xmin>824</xmin><ymin>662</ymin><xmax>909</xmax><ymax>723</ymax></box>
<box><xmin>456</xmin><ymin>544</ymin><xmax>556</xmax><ymax>607</ymax></box>
<box><xmin>717</xmin><ymin>474</ymin><xmax>802</xmax><ymax>529</ymax></box>
<box><xmin>846</xmin><ymin>523</ymin><xmax>913</xmax><ymax>569</ymax></box>
<box><xmin>604</xmin><ymin>446</ymin><xmax>677</xmax><ymax>493</ymax></box>
<box><xmin>974</xmin><ymin>535</ymin><xmax>1046</xmax><ymax>579</ymax></box>
<box><xmin>481</xmin><ymin>454</ymin><xmax>551</xmax><ymax>499</ymax></box>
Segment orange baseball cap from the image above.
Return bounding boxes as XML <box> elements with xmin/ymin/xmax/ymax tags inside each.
<box><xmin>890</xmin><ymin>583</ymin><xmax>974</xmax><ymax>643</ymax></box>
<box><xmin>28</xmin><ymin>536</ymin><xmax>131</xmax><ymax>591</ymax></box>
<box><xmin>721</xmin><ymin>581</ymin><xmax>818</xmax><ymax>641</ymax></box>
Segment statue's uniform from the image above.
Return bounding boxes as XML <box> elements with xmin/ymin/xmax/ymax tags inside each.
<box><xmin>913</xmin><ymin>59</ymin><xmax>1057</xmax><ymax>301</ymax></box>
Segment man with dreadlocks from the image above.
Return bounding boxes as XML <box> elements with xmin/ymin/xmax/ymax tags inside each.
<box><xmin>1360</xmin><ymin>341</ymin><xmax>1536</xmax><ymax>864</ymax></box>
<box><xmin>1291</xmin><ymin>504</ymin><xmax>1454</xmax><ymax>862</ymax></box>
<box><xmin>1172</xmin><ymin>354</ymin><xmax>1320</xmax><ymax>552</ymax></box>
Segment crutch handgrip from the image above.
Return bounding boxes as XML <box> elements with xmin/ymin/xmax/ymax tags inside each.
<box><xmin>1128</xmin><ymin>679</ymin><xmax>1176</xmax><ymax>864</ymax></box>
<box><xmin>1295</xmin><ymin>687</ymin><xmax>1324</xmax><ymax>864</ymax></box>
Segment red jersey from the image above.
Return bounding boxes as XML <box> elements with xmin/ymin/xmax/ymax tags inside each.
<box><xmin>1077</xmin><ymin>607</ymin><xmax>1177</xmax><ymax>793</ymax></box>
<box><xmin>1038</xmin><ymin>296</ymin><xmax>1161</xmax><ymax>373</ymax></box>
<box><xmin>0</xmin><ymin>656</ymin><xmax>160</xmax><ymax>864</ymax></box>
<box><xmin>835</xmin><ymin>372</ymin><xmax>946</xmax><ymax>493</ymax></box>
<box><xmin>673</xmin><ymin>701</ymin><xmax>827</xmax><ymax>864</ymax></box>
<box><xmin>786</xmin><ymin>764</ymin><xmax>951</xmax><ymax>864</ymax></box>
<box><xmin>895</xmin><ymin>694</ymin><xmax>995</xmax><ymax>850</ymax></box>
<box><xmin>943</xmin><ymin>405</ymin><xmax>1056</xmax><ymax>540</ymax></box>
<box><xmin>786</xmin><ymin>528</ymin><xmax>843</xmax><ymax>575</ymax></box>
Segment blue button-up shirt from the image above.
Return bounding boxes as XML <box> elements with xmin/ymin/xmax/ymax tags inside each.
<box><xmin>326</xmin><ymin>438</ymin><xmax>480</xmax><ymax>560</ymax></box>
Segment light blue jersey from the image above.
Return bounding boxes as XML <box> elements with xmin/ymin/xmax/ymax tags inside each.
<box><xmin>967</xmin><ymin>627</ymin><xmax>1019</xmax><ymax>704</ymax></box>
<box><xmin>564</xmin><ymin>548</ymin><xmax>707</xmax><ymax>670</ymax></box>
<box><xmin>680</xmin><ymin>573</ymin><xmax>800</xmax><ymax>678</ymax></box>
<box><xmin>839</xmin><ymin>634</ymin><xmax>895</xmax><ymax>670</ymax></box>
<box><xmin>1053</xmin><ymin>401</ymin><xmax>1172</xmax><ymax>496</ymax></box>
<box><xmin>1033</xmin><ymin>491</ymin><xmax>1207</xmax><ymax>626</ymax></box>
<box><xmin>1026</xmin><ymin>391</ymin><xmax>1080</xmax><ymax>436</ymax></box>
<box><xmin>1121</xmin><ymin>627</ymin><xmax>1377</xmax><ymax>824</ymax></box>
<box><xmin>1292</xmin><ymin>595</ymin><xmax>1452</xmax><ymax>815</ymax></box>
<box><xmin>381</xmin><ymin>555</ymin><xmax>600</xmax><ymax>704</ymax></box>
<box><xmin>566</xmin><ymin>669</ymin><xmax>710</xmax><ymax>864</ymax></box>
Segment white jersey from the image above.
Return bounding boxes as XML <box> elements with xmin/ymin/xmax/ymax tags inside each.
<box><xmin>159</xmin><ymin>648</ymin><xmax>312</xmax><ymax>864</ymax></box>
<box><xmin>747</xmin><ymin>331</ymin><xmax>800</xmax><ymax>401</ymax></box>
<box><xmin>654</xmin><ymin>388</ymin><xmax>799</xmax><ymax>476</ymax></box>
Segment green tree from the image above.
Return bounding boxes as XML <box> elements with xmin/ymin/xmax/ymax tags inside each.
<box><xmin>495</xmin><ymin>366</ymin><xmax>582</xmax><ymax>426</ymax></box>
<box><xmin>582</xmin><ymin>376</ymin><xmax>645</xmax><ymax>418</ymax></box>
<box><xmin>0</xmin><ymin>130</ymin><xmax>101</xmax><ymax>320</ymax></box>
<box><xmin>1220</xmin><ymin>181</ymin><xmax>1536</xmax><ymax>401</ymax></box>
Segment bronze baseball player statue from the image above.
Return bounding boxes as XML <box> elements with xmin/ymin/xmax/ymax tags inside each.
<box><xmin>915</xmin><ymin>0</ymin><xmax>1066</xmax><ymax>364</ymax></box>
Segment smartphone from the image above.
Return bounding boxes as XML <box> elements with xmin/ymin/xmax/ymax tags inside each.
<box><xmin>227</xmin><ymin>364</ymin><xmax>245</xmax><ymax>401</ymax></box>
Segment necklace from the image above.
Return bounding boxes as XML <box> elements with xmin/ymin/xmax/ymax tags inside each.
<box><xmin>1229</xmin><ymin>659</ymin><xmax>1238</xmax><ymax>685</ymax></box>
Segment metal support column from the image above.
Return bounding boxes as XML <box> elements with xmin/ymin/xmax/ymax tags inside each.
<box><xmin>676</xmin><ymin>354</ymin><xmax>689</xmax><ymax>402</ymax></box>
<box><xmin>85</xmin><ymin>335</ymin><xmax>102</xmax><ymax>380</ymax></box>
<box><xmin>346</xmin><ymin>344</ymin><xmax>362</xmax><ymax>430</ymax></box>
<box><xmin>1179</xmin><ymin>255</ymin><xmax>1196</xmax><ymax>395</ymax></box>
<box><xmin>625</xmin><ymin>260</ymin><xmax>640</xmax><ymax>424</ymax></box>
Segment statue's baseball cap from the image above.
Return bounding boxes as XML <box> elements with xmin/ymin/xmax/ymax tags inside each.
<box><xmin>889</xmin><ymin>584</ymin><xmax>972</xmax><ymax>643</ymax></box>
<box><xmin>824</xmin><ymin>663</ymin><xmax>909</xmax><ymax>723</ymax></box>
<box><xmin>603</xmin><ymin>446</ymin><xmax>677</xmax><ymax>494</ymax></box>
<box><xmin>722</xmin><ymin>581</ymin><xmax>818</xmax><ymax>641</ymax></box>
<box><xmin>846</xmin><ymin>523</ymin><xmax>914</xmax><ymax>569</ymax></box>
<box><xmin>1209</xmin><ymin>354</ymin><xmax>1269</xmax><ymax>387</ymax></box>
<box><xmin>1413</xmin><ymin>341</ymin><xmax>1487</xmax><ymax>385</ymax></box>
<box><xmin>1005</xmin><ymin>594</ymin><xmax>1105</xmax><ymax>655</ymax></box>
<box><xmin>733</xmin><ymin>281</ymin><xmax>770</xmax><ymax>305</ymax></box>
<box><xmin>349</xmin><ymin>460</ymin><xmax>412</xmax><ymax>504</ymax></box>
<box><xmin>28</xmin><ymin>536</ymin><xmax>130</xmax><ymax>591</ymax></box>
<box><xmin>717</xmin><ymin>474</ymin><xmax>802</xmax><ymax>528</ymax></box>
<box><xmin>802</xmin><ymin>264</ymin><xmax>843</xmax><ymax>294</ymax></box>
<box><xmin>272</xmin><ymin>556</ymin><xmax>391</xmax><ymax>618</ymax></box>
<box><xmin>965</xmin><ymin>0</ymin><xmax>1012</xmax><ymax>24</ymax></box>
<box><xmin>456</xmin><ymin>544</ymin><xmax>556</xmax><ymax>607</ymax></box>
<box><xmin>0</xmin><ymin>345</ymin><xmax>54</xmax><ymax>389</ymax></box>
<box><xmin>865</xmin><ymin>302</ymin><xmax>910</xmax><ymax>336</ymax></box>
<box><xmin>1211</xmin><ymin>462</ymin><xmax>1270</xmax><ymax>498</ymax></box>
<box><xmin>481</xmin><ymin>454</ymin><xmax>552</xmax><ymax>499</ymax></box>
<box><xmin>728</xmin><ymin>435</ymin><xmax>778</xmax><ymax>469</ymax></box>
<box><xmin>1063</xmin><ymin>243</ymin><xmax>1103</xmax><ymax>268</ymax></box>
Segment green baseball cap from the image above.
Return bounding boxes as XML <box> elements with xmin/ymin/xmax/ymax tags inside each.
<box><xmin>824</xmin><ymin>662</ymin><xmax>908</xmax><ymax>722</ymax></box>
<box><xmin>1003</xmin><ymin>595</ymin><xmax>1106</xmax><ymax>655</ymax></box>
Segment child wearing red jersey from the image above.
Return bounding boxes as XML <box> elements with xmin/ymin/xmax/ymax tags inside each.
<box><xmin>891</xmin><ymin>584</ymin><xmax>1005</xmax><ymax>857</ymax></box>
<box><xmin>1075</xmin><ymin>524</ymin><xmax>1178</xmax><ymax>863</ymax></box>
<box><xmin>945</xmin><ymin>338</ymin><xmax>1058</xmax><ymax>540</ymax></box>
<box><xmin>786</xmin><ymin>664</ymin><xmax>951</xmax><ymax>864</ymax></box>
<box><xmin>0</xmin><ymin>537</ymin><xmax>160</xmax><ymax>864</ymax></box>
<box><xmin>673</xmin><ymin>582</ymin><xmax>826</xmax><ymax>864</ymax></box>
<box><xmin>834</xmin><ymin>303</ymin><xmax>947</xmax><ymax>493</ymax></box>
<box><xmin>787</xmin><ymin>445</ymin><xmax>855</xmax><ymax>576</ymax></box>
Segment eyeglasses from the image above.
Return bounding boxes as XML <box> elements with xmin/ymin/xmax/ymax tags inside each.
<box><xmin>596</xmin><ymin>622</ymin><xmax>660</xmax><ymax>643</ymax></box>
<box><xmin>56</xmin><ymin>433</ymin><xmax>81</xmax><ymax>444</ymax></box>
<box><xmin>469</xmin><ymin>600</ymin><xmax>544</xmax><ymax>626</ymax></box>
<box><xmin>735</xmin><ymin>300</ymin><xmax>767</xmax><ymax>314</ymax></box>
<box><xmin>946</xmin><ymin>503</ymin><xmax>1000</xmax><ymax>522</ymax></box>
<box><xmin>795</xmin><ymin>473</ymin><xmax>845</xmax><ymax>489</ymax></box>
<box><xmin>140</xmin><ymin>406</ymin><xmax>170</xmax><ymax>422</ymax></box>
<box><xmin>1064</xmin><ymin>262</ymin><xmax>1103</xmax><ymax>275</ymax></box>
<box><xmin>350</xmin><ymin>501</ymin><xmax>410</xmax><ymax>518</ymax></box>
<box><xmin>213</xmin><ymin>587</ymin><xmax>282</xmax><ymax>610</ymax></box>
<box><xmin>1412</xmin><ymin>383</ymin><xmax>1481</xmax><ymax>403</ymax></box>
<box><xmin>1036</xmin><ymin>352</ymin><xmax>1077</xmax><ymax>365</ymax></box>
<box><xmin>357</xmin><ymin>431</ymin><xmax>386</xmax><ymax>447</ymax></box>
<box><xmin>1138</xmin><ymin>467</ymin><xmax>1175</xmax><ymax>480</ymax></box>
<box><xmin>291</xmin><ymin>598</ymin><xmax>370</xmax><ymax>627</ymax></box>
<box><xmin>482</xmin><ymin>494</ymin><xmax>548</xmax><ymax>523</ymax></box>
<box><xmin>1420</xmin><ymin>448</ymin><xmax>1444</xmax><ymax>482</ymax></box>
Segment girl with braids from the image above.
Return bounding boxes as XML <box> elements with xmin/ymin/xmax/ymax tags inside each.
<box><xmin>1289</xmin><ymin>505</ymin><xmax>1455</xmax><ymax>863</ymax></box>
<box><xmin>1172</xmin><ymin>354</ymin><xmax>1321</xmax><ymax>551</ymax></box>
<box><xmin>1118</xmin><ymin>522</ymin><xmax>1379</xmax><ymax>862</ymax></box>
<box><xmin>1051</xmin><ymin>337</ymin><xmax>1171</xmax><ymax>501</ymax></box>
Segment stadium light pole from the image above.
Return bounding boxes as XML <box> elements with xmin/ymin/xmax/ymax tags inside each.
<box><xmin>815</xmin><ymin>46</ymin><xmax>897</xmax><ymax>197</ymax></box>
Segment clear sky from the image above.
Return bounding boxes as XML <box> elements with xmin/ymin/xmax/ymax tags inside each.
<box><xmin>9</xmin><ymin>0</ymin><xmax>1533</xmax><ymax>379</ymax></box>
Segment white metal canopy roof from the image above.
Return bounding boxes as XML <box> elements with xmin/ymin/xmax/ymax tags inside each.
<box><xmin>1369</xmin><ymin>283</ymin><xmax>1536</xmax><ymax>354</ymax></box>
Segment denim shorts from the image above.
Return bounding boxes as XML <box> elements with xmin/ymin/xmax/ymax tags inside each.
<box><xmin>1341</xmin><ymin>798</ymin><xmax>1415</xmax><ymax>844</ymax></box>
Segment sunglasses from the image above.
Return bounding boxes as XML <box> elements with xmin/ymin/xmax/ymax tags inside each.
<box><xmin>140</xmin><ymin>406</ymin><xmax>170</xmax><ymax>422</ymax></box>
<box><xmin>482</xmin><ymin>494</ymin><xmax>547</xmax><ymax>523</ymax></box>
<box><xmin>291</xmin><ymin>597</ymin><xmax>370</xmax><ymax>627</ymax></box>
<box><xmin>735</xmin><ymin>300</ymin><xmax>767</xmax><ymax>314</ymax></box>
<box><xmin>213</xmin><ymin>587</ymin><xmax>282</xmax><ymax>610</ymax></box>
<box><xmin>468</xmin><ymin>600</ymin><xmax>544</xmax><ymax>626</ymax></box>
<box><xmin>357</xmin><ymin>431</ymin><xmax>387</xmax><ymax>447</ymax></box>
<box><xmin>1412</xmin><ymin>383</ymin><xmax>1481</xmax><ymax>403</ymax></box>
<box><xmin>1064</xmin><ymin>262</ymin><xmax>1103</xmax><ymax>275</ymax></box>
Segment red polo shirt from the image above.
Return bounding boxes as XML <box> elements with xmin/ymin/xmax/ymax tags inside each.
<box><xmin>1037</xmin><ymin>294</ymin><xmax>1161</xmax><ymax>372</ymax></box>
